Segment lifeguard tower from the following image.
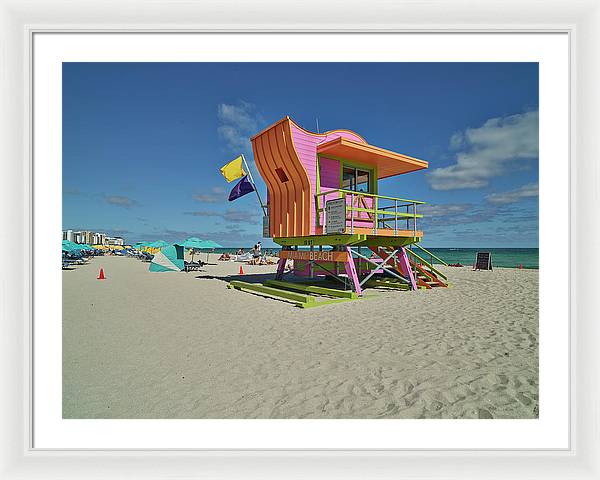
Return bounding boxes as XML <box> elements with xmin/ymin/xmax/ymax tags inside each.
<box><xmin>229</xmin><ymin>116</ymin><xmax>448</xmax><ymax>306</ymax></box>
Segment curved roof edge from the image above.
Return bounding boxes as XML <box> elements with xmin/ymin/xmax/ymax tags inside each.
<box><xmin>250</xmin><ymin>116</ymin><xmax>367</xmax><ymax>143</ymax></box>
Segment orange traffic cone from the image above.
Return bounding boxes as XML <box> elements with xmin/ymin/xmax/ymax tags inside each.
<box><xmin>97</xmin><ymin>268</ymin><xmax>105</xmax><ymax>280</ymax></box>
<box><xmin>239</xmin><ymin>265</ymin><xmax>244</xmax><ymax>275</ymax></box>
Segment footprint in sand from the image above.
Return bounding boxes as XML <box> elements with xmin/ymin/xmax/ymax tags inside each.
<box><xmin>478</xmin><ymin>408</ymin><xmax>493</xmax><ymax>419</ymax></box>
<box><xmin>516</xmin><ymin>392</ymin><xmax>532</xmax><ymax>406</ymax></box>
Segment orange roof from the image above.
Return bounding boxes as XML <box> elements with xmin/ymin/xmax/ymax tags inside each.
<box><xmin>317</xmin><ymin>137</ymin><xmax>428</xmax><ymax>179</ymax></box>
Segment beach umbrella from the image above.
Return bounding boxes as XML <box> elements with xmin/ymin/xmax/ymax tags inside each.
<box><xmin>141</xmin><ymin>240</ymin><xmax>168</xmax><ymax>254</ymax></box>
<box><xmin>181</xmin><ymin>237</ymin><xmax>204</xmax><ymax>248</ymax></box>
<box><xmin>134</xmin><ymin>241</ymin><xmax>153</xmax><ymax>253</ymax></box>
<box><xmin>197</xmin><ymin>239</ymin><xmax>223</xmax><ymax>261</ymax></box>
<box><xmin>181</xmin><ymin>237</ymin><xmax>206</xmax><ymax>262</ymax></box>
<box><xmin>149</xmin><ymin>240</ymin><xmax>170</xmax><ymax>248</ymax></box>
<box><xmin>198</xmin><ymin>240</ymin><xmax>222</xmax><ymax>249</ymax></box>
<box><xmin>62</xmin><ymin>240</ymin><xmax>87</xmax><ymax>258</ymax></box>
<box><xmin>149</xmin><ymin>244</ymin><xmax>184</xmax><ymax>272</ymax></box>
<box><xmin>62</xmin><ymin>240</ymin><xmax>83</xmax><ymax>252</ymax></box>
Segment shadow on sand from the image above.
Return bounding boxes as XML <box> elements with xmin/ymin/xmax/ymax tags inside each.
<box><xmin>194</xmin><ymin>273</ymin><xmax>277</xmax><ymax>285</ymax></box>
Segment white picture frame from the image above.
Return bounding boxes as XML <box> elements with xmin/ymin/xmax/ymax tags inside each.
<box><xmin>1</xmin><ymin>0</ymin><xmax>597</xmax><ymax>478</ymax></box>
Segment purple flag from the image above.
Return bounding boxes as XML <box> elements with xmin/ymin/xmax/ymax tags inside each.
<box><xmin>228</xmin><ymin>175</ymin><xmax>255</xmax><ymax>201</ymax></box>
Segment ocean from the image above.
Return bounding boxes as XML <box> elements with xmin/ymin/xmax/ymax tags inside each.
<box><xmin>212</xmin><ymin>247</ymin><xmax>539</xmax><ymax>269</ymax></box>
<box><xmin>415</xmin><ymin>248</ymin><xmax>538</xmax><ymax>269</ymax></box>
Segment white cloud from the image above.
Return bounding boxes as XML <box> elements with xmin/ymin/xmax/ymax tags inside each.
<box><xmin>427</xmin><ymin>110</ymin><xmax>539</xmax><ymax>190</ymax></box>
<box><xmin>486</xmin><ymin>183</ymin><xmax>539</xmax><ymax>205</ymax></box>
<box><xmin>419</xmin><ymin>203</ymin><xmax>471</xmax><ymax>217</ymax></box>
<box><xmin>183</xmin><ymin>209</ymin><xmax>259</xmax><ymax>225</ymax></box>
<box><xmin>104</xmin><ymin>194</ymin><xmax>138</xmax><ymax>208</ymax></box>
<box><xmin>448</xmin><ymin>131</ymin><xmax>464</xmax><ymax>150</ymax></box>
<box><xmin>192</xmin><ymin>186</ymin><xmax>227</xmax><ymax>204</ymax></box>
<box><xmin>419</xmin><ymin>203</ymin><xmax>492</xmax><ymax>227</ymax></box>
<box><xmin>217</xmin><ymin>101</ymin><xmax>263</xmax><ymax>155</ymax></box>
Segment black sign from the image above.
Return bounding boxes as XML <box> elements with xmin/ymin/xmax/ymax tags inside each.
<box><xmin>474</xmin><ymin>252</ymin><xmax>493</xmax><ymax>271</ymax></box>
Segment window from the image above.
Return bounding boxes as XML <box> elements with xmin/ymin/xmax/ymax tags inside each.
<box><xmin>342</xmin><ymin>167</ymin><xmax>356</xmax><ymax>191</ymax></box>
<box><xmin>275</xmin><ymin>167</ymin><xmax>289</xmax><ymax>183</ymax></box>
<box><xmin>342</xmin><ymin>166</ymin><xmax>372</xmax><ymax>193</ymax></box>
<box><xmin>356</xmin><ymin>170</ymin><xmax>370</xmax><ymax>193</ymax></box>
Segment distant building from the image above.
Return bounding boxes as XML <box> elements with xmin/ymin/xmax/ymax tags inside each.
<box><xmin>80</xmin><ymin>231</ymin><xmax>94</xmax><ymax>244</ymax></box>
<box><xmin>105</xmin><ymin>236</ymin><xmax>124</xmax><ymax>246</ymax></box>
<box><xmin>92</xmin><ymin>233</ymin><xmax>105</xmax><ymax>245</ymax></box>
<box><xmin>62</xmin><ymin>230</ymin><xmax>125</xmax><ymax>246</ymax></box>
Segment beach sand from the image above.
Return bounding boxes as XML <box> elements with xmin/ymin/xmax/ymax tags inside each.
<box><xmin>63</xmin><ymin>254</ymin><xmax>538</xmax><ymax>419</ymax></box>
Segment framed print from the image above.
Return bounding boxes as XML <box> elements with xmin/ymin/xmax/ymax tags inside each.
<box><xmin>0</xmin><ymin>0</ymin><xmax>598</xmax><ymax>478</ymax></box>
<box><xmin>35</xmin><ymin>33</ymin><xmax>565</xmax><ymax>450</ymax></box>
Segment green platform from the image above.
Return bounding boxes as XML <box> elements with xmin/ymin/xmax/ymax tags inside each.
<box><xmin>228</xmin><ymin>280</ymin><xmax>367</xmax><ymax>308</ymax></box>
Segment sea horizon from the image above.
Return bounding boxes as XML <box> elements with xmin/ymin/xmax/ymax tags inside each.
<box><xmin>205</xmin><ymin>246</ymin><xmax>539</xmax><ymax>269</ymax></box>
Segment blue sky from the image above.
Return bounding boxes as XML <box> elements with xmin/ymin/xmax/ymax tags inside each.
<box><xmin>63</xmin><ymin>62</ymin><xmax>538</xmax><ymax>248</ymax></box>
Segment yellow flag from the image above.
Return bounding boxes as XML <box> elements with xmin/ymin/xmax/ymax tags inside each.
<box><xmin>220</xmin><ymin>155</ymin><xmax>246</xmax><ymax>183</ymax></box>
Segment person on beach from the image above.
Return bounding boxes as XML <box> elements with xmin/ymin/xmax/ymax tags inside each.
<box><xmin>249</xmin><ymin>242</ymin><xmax>262</xmax><ymax>265</ymax></box>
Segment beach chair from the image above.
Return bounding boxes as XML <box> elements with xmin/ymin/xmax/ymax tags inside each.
<box><xmin>184</xmin><ymin>260</ymin><xmax>206</xmax><ymax>272</ymax></box>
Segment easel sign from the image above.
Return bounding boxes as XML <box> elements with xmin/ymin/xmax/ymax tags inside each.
<box><xmin>474</xmin><ymin>251</ymin><xmax>493</xmax><ymax>271</ymax></box>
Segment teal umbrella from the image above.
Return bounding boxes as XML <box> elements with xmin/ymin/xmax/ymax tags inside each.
<box><xmin>149</xmin><ymin>244</ymin><xmax>184</xmax><ymax>272</ymax></box>
<box><xmin>198</xmin><ymin>240</ymin><xmax>222</xmax><ymax>249</ymax></box>
<box><xmin>62</xmin><ymin>240</ymin><xmax>80</xmax><ymax>251</ymax></box>
<box><xmin>62</xmin><ymin>240</ymin><xmax>86</xmax><ymax>255</ymax></box>
<box><xmin>181</xmin><ymin>237</ymin><xmax>205</xmax><ymax>248</ymax></box>
<box><xmin>197</xmin><ymin>239</ymin><xmax>223</xmax><ymax>262</ymax></box>
<box><xmin>181</xmin><ymin>237</ymin><xmax>206</xmax><ymax>263</ymax></box>
<box><xmin>148</xmin><ymin>240</ymin><xmax>170</xmax><ymax>249</ymax></box>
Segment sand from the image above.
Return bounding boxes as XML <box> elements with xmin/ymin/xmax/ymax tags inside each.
<box><xmin>62</xmin><ymin>254</ymin><xmax>538</xmax><ymax>419</ymax></box>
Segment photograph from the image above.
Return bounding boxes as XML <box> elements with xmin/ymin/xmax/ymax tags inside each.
<box><xmin>61</xmin><ymin>61</ymin><xmax>539</xmax><ymax>420</ymax></box>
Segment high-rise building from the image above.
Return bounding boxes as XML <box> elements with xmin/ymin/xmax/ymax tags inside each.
<box><xmin>82</xmin><ymin>231</ymin><xmax>94</xmax><ymax>244</ymax></box>
<box><xmin>62</xmin><ymin>230</ymin><xmax>125</xmax><ymax>246</ymax></box>
<box><xmin>62</xmin><ymin>229</ymin><xmax>74</xmax><ymax>242</ymax></box>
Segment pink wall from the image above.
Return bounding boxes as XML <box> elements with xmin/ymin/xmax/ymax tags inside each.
<box><xmin>317</xmin><ymin>157</ymin><xmax>340</xmax><ymax>226</ymax></box>
<box><xmin>289</xmin><ymin>124</ymin><xmax>369</xmax><ymax>234</ymax></box>
<box><xmin>319</xmin><ymin>157</ymin><xmax>340</xmax><ymax>189</ymax></box>
<box><xmin>322</xmin><ymin>131</ymin><xmax>365</xmax><ymax>144</ymax></box>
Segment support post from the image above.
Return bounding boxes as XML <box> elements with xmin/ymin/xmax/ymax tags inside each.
<box><xmin>350</xmin><ymin>193</ymin><xmax>354</xmax><ymax>233</ymax></box>
<box><xmin>275</xmin><ymin>257</ymin><xmax>286</xmax><ymax>280</ymax></box>
<box><xmin>343</xmin><ymin>246</ymin><xmax>362</xmax><ymax>296</ymax></box>
<box><xmin>413</xmin><ymin>202</ymin><xmax>417</xmax><ymax>236</ymax></box>
<box><xmin>394</xmin><ymin>200</ymin><xmax>398</xmax><ymax>235</ymax></box>
<box><xmin>396</xmin><ymin>246</ymin><xmax>418</xmax><ymax>291</ymax></box>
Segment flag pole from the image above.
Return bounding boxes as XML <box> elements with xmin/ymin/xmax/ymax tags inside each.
<box><xmin>241</xmin><ymin>154</ymin><xmax>267</xmax><ymax>216</ymax></box>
